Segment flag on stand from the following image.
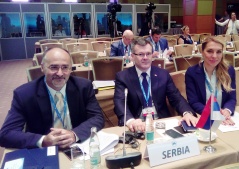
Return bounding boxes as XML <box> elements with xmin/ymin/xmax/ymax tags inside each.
<box><xmin>196</xmin><ymin>95</ymin><xmax>225</xmax><ymax>131</ymax></box>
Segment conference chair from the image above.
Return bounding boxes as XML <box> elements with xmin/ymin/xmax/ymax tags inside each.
<box><xmin>197</xmin><ymin>44</ymin><xmax>202</xmax><ymax>54</ymax></box>
<box><xmin>190</xmin><ymin>34</ymin><xmax>200</xmax><ymax>44</ymax></box>
<box><xmin>233</xmin><ymin>40</ymin><xmax>239</xmax><ymax>51</ymax></box>
<box><xmin>39</xmin><ymin>39</ymin><xmax>58</xmax><ymax>44</ymax></box>
<box><xmin>78</xmin><ymin>38</ymin><xmax>95</xmax><ymax>50</ymax></box>
<box><xmin>224</xmin><ymin>51</ymin><xmax>239</xmax><ymax>67</ymax></box>
<box><xmin>232</xmin><ymin>35</ymin><xmax>239</xmax><ymax>41</ymax></box>
<box><xmin>151</xmin><ymin>58</ymin><xmax>165</xmax><ymax>69</ymax></box>
<box><xmin>71</xmin><ymin>51</ymin><xmax>99</xmax><ymax>64</ymax></box>
<box><xmin>173</xmin><ymin>55</ymin><xmax>202</xmax><ymax>71</ymax></box>
<box><xmin>167</xmin><ymin>70</ymin><xmax>187</xmax><ymax>116</ymax></box>
<box><xmin>217</xmin><ymin>34</ymin><xmax>231</xmax><ymax>42</ymax></box>
<box><xmin>40</xmin><ymin>43</ymin><xmax>63</xmax><ymax>52</ymax></box>
<box><xmin>91</xmin><ymin>57</ymin><xmax>124</xmax><ymax>80</ymax></box>
<box><xmin>59</xmin><ymin>38</ymin><xmax>78</xmax><ymax>49</ymax></box>
<box><xmin>199</xmin><ymin>33</ymin><xmax>211</xmax><ymax>43</ymax></box>
<box><xmin>91</xmin><ymin>41</ymin><xmax>111</xmax><ymax>52</ymax></box>
<box><xmin>113</xmin><ymin>37</ymin><xmax>122</xmax><ymax>41</ymax></box>
<box><xmin>235</xmin><ymin>67</ymin><xmax>239</xmax><ymax>106</ymax></box>
<box><xmin>105</xmin><ymin>47</ymin><xmax>111</xmax><ymax>57</ymax></box>
<box><xmin>214</xmin><ymin>36</ymin><xmax>227</xmax><ymax>44</ymax></box>
<box><xmin>66</xmin><ymin>43</ymin><xmax>88</xmax><ymax>53</ymax></box>
<box><xmin>34</xmin><ymin>52</ymin><xmax>44</xmax><ymax>65</ymax></box>
<box><xmin>174</xmin><ymin>44</ymin><xmax>194</xmax><ymax>56</ymax></box>
<box><xmin>26</xmin><ymin>66</ymin><xmax>44</xmax><ymax>81</ymax></box>
<box><xmin>167</xmin><ymin>38</ymin><xmax>177</xmax><ymax>47</ymax></box>
<box><xmin>96</xmin><ymin>37</ymin><xmax>112</xmax><ymax>42</ymax></box>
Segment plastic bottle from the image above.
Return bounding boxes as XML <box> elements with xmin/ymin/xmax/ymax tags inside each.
<box><xmin>145</xmin><ymin>112</ymin><xmax>154</xmax><ymax>144</ymax></box>
<box><xmin>84</xmin><ymin>53</ymin><xmax>89</xmax><ymax>67</ymax></box>
<box><xmin>125</xmin><ymin>52</ymin><xmax>130</xmax><ymax>64</ymax></box>
<box><xmin>103</xmin><ymin>44</ymin><xmax>107</xmax><ymax>55</ymax></box>
<box><xmin>44</xmin><ymin>46</ymin><xmax>48</xmax><ymax>52</ymax></box>
<box><xmin>89</xmin><ymin>127</ymin><xmax>101</xmax><ymax>169</ymax></box>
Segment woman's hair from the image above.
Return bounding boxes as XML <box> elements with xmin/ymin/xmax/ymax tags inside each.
<box><xmin>181</xmin><ymin>25</ymin><xmax>189</xmax><ymax>33</ymax></box>
<box><xmin>202</xmin><ymin>36</ymin><xmax>233</xmax><ymax>92</ymax></box>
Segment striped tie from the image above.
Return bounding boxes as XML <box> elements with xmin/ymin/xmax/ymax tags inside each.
<box><xmin>54</xmin><ymin>92</ymin><xmax>64</xmax><ymax>128</ymax></box>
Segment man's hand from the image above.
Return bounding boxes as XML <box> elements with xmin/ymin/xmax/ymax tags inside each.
<box><xmin>127</xmin><ymin>119</ymin><xmax>145</xmax><ymax>132</ymax></box>
<box><xmin>42</xmin><ymin>128</ymin><xmax>76</xmax><ymax>149</ymax></box>
<box><xmin>152</xmin><ymin>51</ymin><xmax>159</xmax><ymax>58</ymax></box>
<box><xmin>180</xmin><ymin>113</ymin><xmax>198</xmax><ymax>127</ymax></box>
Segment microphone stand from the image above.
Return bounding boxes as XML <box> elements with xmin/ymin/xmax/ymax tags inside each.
<box><xmin>203</xmin><ymin>93</ymin><xmax>216</xmax><ymax>153</ymax></box>
<box><xmin>105</xmin><ymin>88</ymin><xmax>142</xmax><ymax>169</ymax></box>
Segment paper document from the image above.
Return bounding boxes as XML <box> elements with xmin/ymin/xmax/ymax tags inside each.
<box><xmin>218</xmin><ymin>112</ymin><xmax>239</xmax><ymax>132</ymax></box>
<box><xmin>92</xmin><ymin>80</ymin><xmax>115</xmax><ymax>88</ymax></box>
<box><xmin>4</xmin><ymin>158</ymin><xmax>24</xmax><ymax>169</ymax></box>
<box><xmin>73</xmin><ymin>131</ymin><xmax>119</xmax><ymax>160</ymax></box>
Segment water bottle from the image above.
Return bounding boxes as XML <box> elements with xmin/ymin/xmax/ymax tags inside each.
<box><xmin>89</xmin><ymin>127</ymin><xmax>101</xmax><ymax>169</ymax></box>
<box><xmin>125</xmin><ymin>52</ymin><xmax>130</xmax><ymax>64</ymax></box>
<box><xmin>145</xmin><ymin>112</ymin><xmax>154</xmax><ymax>144</ymax></box>
<box><xmin>44</xmin><ymin>46</ymin><xmax>48</xmax><ymax>52</ymax></box>
<box><xmin>84</xmin><ymin>54</ymin><xmax>89</xmax><ymax>67</ymax></box>
<box><xmin>103</xmin><ymin>44</ymin><xmax>107</xmax><ymax>55</ymax></box>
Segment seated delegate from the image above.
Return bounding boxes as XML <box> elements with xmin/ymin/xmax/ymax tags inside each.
<box><xmin>178</xmin><ymin>25</ymin><xmax>194</xmax><ymax>45</ymax></box>
<box><xmin>0</xmin><ymin>47</ymin><xmax>104</xmax><ymax>149</ymax></box>
<box><xmin>114</xmin><ymin>37</ymin><xmax>198</xmax><ymax>132</ymax></box>
<box><xmin>185</xmin><ymin>36</ymin><xmax>236</xmax><ymax>125</ymax></box>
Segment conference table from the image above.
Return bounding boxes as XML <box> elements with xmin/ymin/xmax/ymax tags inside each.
<box><xmin>1</xmin><ymin>115</ymin><xmax>239</xmax><ymax>169</ymax></box>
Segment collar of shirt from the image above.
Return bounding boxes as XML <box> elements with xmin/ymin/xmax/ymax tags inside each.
<box><xmin>45</xmin><ymin>83</ymin><xmax>66</xmax><ymax>98</ymax></box>
<box><xmin>135</xmin><ymin>66</ymin><xmax>151</xmax><ymax>81</ymax></box>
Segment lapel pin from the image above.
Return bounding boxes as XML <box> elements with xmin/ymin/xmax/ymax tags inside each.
<box><xmin>154</xmin><ymin>74</ymin><xmax>157</xmax><ymax>76</ymax></box>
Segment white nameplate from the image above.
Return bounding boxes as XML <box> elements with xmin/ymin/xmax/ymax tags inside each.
<box><xmin>144</xmin><ymin>135</ymin><xmax>200</xmax><ymax>167</ymax></box>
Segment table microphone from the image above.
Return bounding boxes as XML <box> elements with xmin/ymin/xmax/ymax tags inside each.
<box><xmin>105</xmin><ymin>88</ymin><xmax>142</xmax><ymax>169</ymax></box>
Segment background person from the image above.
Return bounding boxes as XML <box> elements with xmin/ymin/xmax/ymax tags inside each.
<box><xmin>110</xmin><ymin>30</ymin><xmax>134</xmax><ymax>57</ymax></box>
<box><xmin>146</xmin><ymin>27</ymin><xmax>172</xmax><ymax>59</ymax></box>
<box><xmin>178</xmin><ymin>25</ymin><xmax>194</xmax><ymax>45</ymax></box>
<box><xmin>185</xmin><ymin>37</ymin><xmax>236</xmax><ymax>126</ymax></box>
<box><xmin>0</xmin><ymin>47</ymin><xmax>104</xmax><ymax>149</ymax></box>
<box><xmin>215</xmin><ymin>12</ymin><xmax>239</xmax><ymax>35</ymax></box>
<box><xmin>54</xmin><ymin>24</ymin><xmax>66</xmax><ymax>36</ymax></box>
<box><xmin>114</xmin><ymin>37</ymin><xmax>198</xmax><ymax>132</ymax></box>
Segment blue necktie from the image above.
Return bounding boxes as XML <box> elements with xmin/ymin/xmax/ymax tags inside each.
<box><xmin>125</xmin><ymin>46</ymin><xmax>128</xmax><ymax>54</ymax></box>
<box><xmin>141</xmin><ymin>72</ymin><xmax>152</xmax><ymax>107</ymax></box>
<box><xmin>155</xmin><ymin>43</ymin><xmax>159</xmax><ymax>51</ymax></box>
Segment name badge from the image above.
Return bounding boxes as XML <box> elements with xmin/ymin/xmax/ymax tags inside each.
<box><xmin>142</xmin><ymin>107</ymin><xmax>154</xmax><ymax>117</ymax></box>
<box><xmin>144</xmin><ymin>135</ymin><xmax>200</xmax><ymax>167</ymax></box>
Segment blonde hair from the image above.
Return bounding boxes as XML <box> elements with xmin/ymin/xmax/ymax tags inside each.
<box><xmin>181</xmin><ymin>25</ymin><xmax>189</xmax><ymax>32</ymax></box>
<box><xmin>202</xmin><ymin>36</ymin><xmax>233</xmax><ymax>92</ymax></box>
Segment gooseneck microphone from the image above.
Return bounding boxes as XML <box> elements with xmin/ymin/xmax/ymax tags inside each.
<box><xmin>105</xmin><ymin>88</ymin><xmax>142</xmax><ymax>169</ymax></box>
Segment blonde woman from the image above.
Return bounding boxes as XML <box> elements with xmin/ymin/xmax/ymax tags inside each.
<box><xmin>185</xmin><ymin>37</ymin><xmax>236</xmax><ymax>125</ymax></box>
<box><xmin>178</xmin><ymin>25</ymin><xmax>194</xmax><ymax>44</ymax></box>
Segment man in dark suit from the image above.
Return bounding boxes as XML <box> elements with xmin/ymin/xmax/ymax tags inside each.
<box><xmin>114</xmin><ymin>38</ymin><xmax>197</xmax><ymax>132</ymax></box>
<box><xmin>0</xmin><ymin>47</ymin><xmax>104</xmax><ymax>149</ymax></box>
<box><xmin>147</xmin><ymin>27</ymin><xmax>172</xmax><ymax>58</ymax></box>
<box><xmin>110</xmin><ymin>30</ymin><xmax>134</xmax><ymax>57</ymax></box>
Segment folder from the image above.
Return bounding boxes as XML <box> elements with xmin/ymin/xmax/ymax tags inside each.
<box><xmin>1</xmin><ymin>146</ymin><xmax>59</xmax><ymax>169</ymax></box>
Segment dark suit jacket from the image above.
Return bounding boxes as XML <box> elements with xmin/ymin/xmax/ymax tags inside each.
<box><xmin>114</xmin><ymin>66</ymin><xmax>195</xmax><ymax>126</ymax></box>
<box><xmin>185</xmin><ymin>63</ymin><xmax>236</xmax><ymax>115</ymax></box>
<box><xmin>147</xmin><ymin>36</ymin><xmax>169</xmax><ymax>52</ymax></box>
<box><xmin>0</xmin><ymin>76</ymin><xmax>104</xmax><ymax>148</ymax></box>
<box><xmin>110</xmin><ymin>40</ymin><xmax>126</xmax><ymax>57</ymax></box>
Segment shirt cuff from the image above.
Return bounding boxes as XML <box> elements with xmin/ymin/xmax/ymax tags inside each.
<box><xmin>225</xmin><ymin>108</ymin><xmax>232</xmax><ymax>115</ymax></box>
<box><xmin>37</xmin><ymin>136</ymin><xmax>45</xmax><ymax>148</ymax></box>
<box><xmin>183</xmin><ymin>111</ymin><xmax>193</xmax><ymax>116</ymax></box>
<box><xmin>126</xmin><ymin>118</ymin><xmax>135</xmax><ymax>127</ymax></box>
<box><xmin>71</xmin><ymin>130</ymin><xmax>79</xmax><ymax>142</ymax></box>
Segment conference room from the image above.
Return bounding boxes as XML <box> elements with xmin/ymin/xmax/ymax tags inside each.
<box><xmin>1</xmin><ymin>0</ymin><xmax>239</xmax><ymax>168</ymax></box>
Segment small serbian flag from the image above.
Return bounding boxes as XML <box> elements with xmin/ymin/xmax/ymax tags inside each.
<box><xmin>196</xmin><ymin>95</ymin><xmax>225</xmax><ymax>131</ymax></box>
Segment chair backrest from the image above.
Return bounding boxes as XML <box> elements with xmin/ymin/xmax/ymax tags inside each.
<box><xmin>224</xmin><ymin>52</ymin><xmax>235</xmax><ymax>67</ymax></box>
<box><xmin>151</xmin><ymin>58</ymin><xmax>165</xmax><ymax>69</ymax></box>
<box><xmin>39</xmin><ymin>39</ymin><xmax>58</xmax><ymax>44</ymax></box>
<box><xmin>96</xmin><ymin>37</ymin><xmax>112</xmax><ymax>42</ymax></box>
<box><xmin>167</xmin><ymin>38</ymin><xmax>177</xmax><ymax>47</ymax></box>
<box><xmin>197</xmin><ymin>44</ymin><xmax>202</xmax><ymax>54</ymax></box>
<box><xmin>35</xmin><ymin>53</ymin><xmax>44</xmax><ymax>65</ymax></box>
<box><xmin>77</xmin><ymin>38</ymin><xmax>95</xmax><ymax>50</ymax></box>
<box><xmin>232</xmin><ymin>35</ymin><xmax>239</xmax><ymax>41</ymax></box>
<box><xmin>66</xmin><ymin>42</ymin><xmax>88</xmax><ymax>53</ymax></box>
<box><xmin>113</xmin><ymin>37</ymin><xmax>122</xmax><ymax>41</ymax></box>
<box><xmin>217</xmin><ymin>34</ymin><xmax>231</xmax><ymax>42</ymax></box>
<box><xmin>26</xmin><ymin>66</ymin><xmax>44</xmax><ymax>81</ymax></box>
<box><xmin>174</xmin><ymin>44</ymin><xmax>194</xmax><ymax>56</ymax></box>
<box><xmin>59</xmin><ymin>38</ymin><xmax>78</xmax><ymax>49</ymax></box>
<box><xmin>199</xmin><ymin>33</ymin><xmax>211</xmax><ymax>43</ymax></box>
<box><xmin>91</xmin><ymin>57</ymin><xmax>124</xmax><ymax>80</ymax></box>
<box><xmin>173</xmin><ymin>55</ymin><xmax>202</xmax><ymax>71</ymax></box>
<box><xmin>71</xmin><ymin>51</ymin><xmax>99</xmax><ymax>64</ymax></box>
<box><xmin>214</xmin><ymin>36</ymin><xmax>227</xmax><ymax>44</ymax></box>
<box><xmin>91</xmin><ymin>41</ymin><xmax>111</xmax><ymax>52</ymax></box>
<box><xmin>40</xmin><ymin>43</ymin><xmax>63</xmax><ymax>52</ymax></box>
<box><xmin>190</xmin><ymin>34</ymin><xmax>200</xmax><ymax>43</ymax></box>
<box><xmin>105</xmin><ymin>47</ymin><xmax>111</xmax><ymax>57</ymax></box>
<box><xmin>235</xmin><ymin>68</ymin><xmax>239</xmax><ymax>106</ymax></box>
<box><xmin>233</xmin><ymin>40</ymin><xmax>239</xmax><ymax>51</ymax></box>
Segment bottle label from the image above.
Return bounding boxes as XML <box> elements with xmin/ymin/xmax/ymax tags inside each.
<box><xmin>90</xmin><ymin>151</ymin><xmax>100</xmax><ymax>165</ymax></box>
<box><xmin>84</xmin><ymin>61</ymin><xmax>89</xmax><ymax>67</ymax></box>
<box><xmin>146</xmin><ymin>131</ymin><xmax>154</xmax><ymax>141</ymax></box>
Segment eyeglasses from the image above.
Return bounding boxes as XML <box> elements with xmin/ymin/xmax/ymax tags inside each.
<box><xmin>133</xmin><ymin>53</ymin><xmax>152</xmax><ymax>57</ymax></box>
<box><xmin>48</xmin><ymin>65</ymin><xmax>71</xmax><ymax>72</ymax></box>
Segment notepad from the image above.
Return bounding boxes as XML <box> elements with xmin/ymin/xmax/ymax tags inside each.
<box><xmin>92</xmin><ymin>80</ymin><xmax>115</xmax><ymax>89</ymax></box>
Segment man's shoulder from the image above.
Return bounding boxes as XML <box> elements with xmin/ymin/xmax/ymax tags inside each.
<box><xmin>112</xmin><ymin>40</ymin><xmax>122</xmax><ymax>47</ymax></box>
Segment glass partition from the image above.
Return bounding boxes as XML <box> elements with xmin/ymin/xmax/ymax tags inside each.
<box><xmin>73</xmin><ymin>13</ymin><xmax>91</xmax><ymax>38</ymax></box>
<box><xmin>96</xmin><ymin>13</ymin><xmax>108</xmax><ymax>35</ymax></box>
<box><xmin>154</xmin><ymin>13</ymin><xmax>169</xmax><ymax>33</ymax></box>
<box><xmin>116</xmin><ymin>13</ymin><xmax>132</xmax><ymax>33</ymax></box>
<box><xmin>0</xmin><ymin>13</ymin><xmax>21</xmax><ymax>38</ymax></box>
<box><xmin>24</xmin><ymin>13</ymin><xmax>45</xmax><ymax>37</ymax></box>
<box><xmin>51</xmin><ymin>13</ymin><xmax>70</xmax><ymax>37</ymax></box>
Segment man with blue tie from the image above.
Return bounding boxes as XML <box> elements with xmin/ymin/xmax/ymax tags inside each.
<box><xmin>110</xmin><ymin>30</ymin><xmax>134</xmax><ymax>57</ymax></box>
<box><xmin>147</xmin><ymin>27</ymin><xmax>172</xmax><ymax>58</ymax></box>
<box><xmin>114</xmin><ymin>38</ymin><xmax>197</xmax><ymax>132</ymax></box>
